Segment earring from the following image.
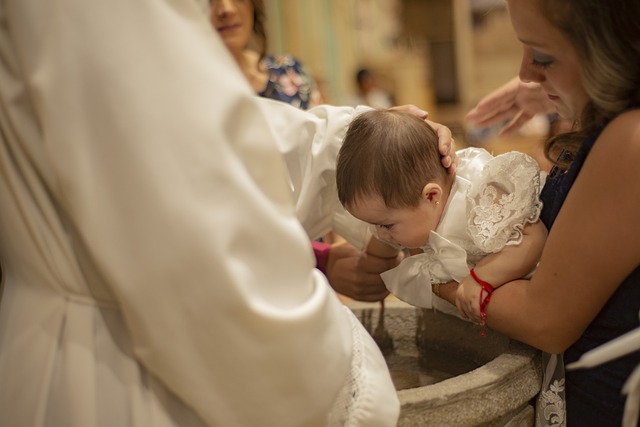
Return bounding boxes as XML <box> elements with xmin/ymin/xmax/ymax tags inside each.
<box><xmin>436</xmin><ymin>201</ymin><xmax>440</xmax><ymax>206</ymax></box>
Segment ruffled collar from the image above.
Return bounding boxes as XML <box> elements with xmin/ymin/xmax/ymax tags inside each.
<box><xmin>421</xmin><ymin>174</ymin><xmax>473</xmax><ymax>254</ymax></box>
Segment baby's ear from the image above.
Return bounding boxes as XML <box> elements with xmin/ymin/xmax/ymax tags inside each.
<box><xmin>421</xmin><ymin>183</ymin><xmax>443</xmax><ymax>205</ymax></box>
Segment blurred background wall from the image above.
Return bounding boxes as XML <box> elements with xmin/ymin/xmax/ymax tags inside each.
<box><xmin>263</xmin><ymin>0</ymin><xmax>522</xmax><ymax>130</ymax></box>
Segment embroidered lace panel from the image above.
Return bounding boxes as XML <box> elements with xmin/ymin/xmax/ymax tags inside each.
<box><xmin>466</xmin><ymin>151</ymin><xmax>544</xmax><ymax>253</ymax></box>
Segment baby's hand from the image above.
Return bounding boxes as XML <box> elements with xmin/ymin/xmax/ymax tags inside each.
<box><xmin>455</xmin><ymin>275</ymin><xmax>483</xmax><ymax>323</ymax></box>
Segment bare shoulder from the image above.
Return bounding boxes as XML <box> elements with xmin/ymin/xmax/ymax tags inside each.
<box><xmin>587</xmin><ymin>110</ymin><xmax>640</xmax><ymax>181</ymax></box>
<box><xmin>598</xmin><ymin>109</ymin><xmax>640</xmax><ymax>153</ymax></box>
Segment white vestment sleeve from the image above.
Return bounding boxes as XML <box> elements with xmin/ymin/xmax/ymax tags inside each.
<box><xmin>2</xmin><ymin>0</ymin><xmax>397</xmax><ymax>425</ymax></box>
<box><xmin>260</xmin><ymin>98</ymin><xmax>373</xmax><ymax>248</ymax></box>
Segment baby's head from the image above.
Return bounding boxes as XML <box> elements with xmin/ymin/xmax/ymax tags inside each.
<box><xmin>336</xmin><ymin>109</ymin><xmax>452</xmax><ymax>249</ymax></box>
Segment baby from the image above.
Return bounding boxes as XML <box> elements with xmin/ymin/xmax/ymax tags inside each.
<box><xmin>336</xmin><ymin>109</ymin><xmax>547</xmax><ymax>323</ymax></box>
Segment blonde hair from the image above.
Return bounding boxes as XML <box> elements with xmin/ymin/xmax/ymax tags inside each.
<box><xmin>250</xmin><ymin>0</ymin><xmax>267</xmax><ymax>60</ymax></box>
<box><xmin>537</xmin><ymin>0</ymin><xmax>640</xmax><ymax>168</ymax></box>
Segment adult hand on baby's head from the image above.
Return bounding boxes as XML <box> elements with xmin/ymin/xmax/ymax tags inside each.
<box><xmin>427</xmin><ymin>119</ymin><xmax>457</xmax><ymax>175</ymax></box>
<box><xmin>389</xmin><ymin>104</ymin><xmax>458</xmax><ymax>175</ymax></box>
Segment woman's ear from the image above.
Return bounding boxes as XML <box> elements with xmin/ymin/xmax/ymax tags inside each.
<box><xmin>421</xmin><ymin>183</ymin><xmax>443</xmax><ymax>206</ymax></box>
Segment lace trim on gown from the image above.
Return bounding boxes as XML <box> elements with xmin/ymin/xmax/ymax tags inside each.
<box><xmin>536</xmin><ymin>353</ymin><xmax>567</xmax><ymax>427</ymax></box>
<box><xmin>466</xmin><ymin>151</ymin><xmax>544</xmax><ymax>253</ymax></box>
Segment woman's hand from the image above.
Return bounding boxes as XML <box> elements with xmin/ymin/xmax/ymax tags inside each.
<box><xmin>434</xmin><ymin>280</ymin><xmax>459</xmax><ymax>306</ymax></box>
<box><xmin>455</xmin><ymin>275</ymin><xmax>483</xmax><ymax>323</ymax></box>
<box><xmin>465</xmin><ymin>77</ymin><xmax>556</xmax><ymax>137</ymax></box>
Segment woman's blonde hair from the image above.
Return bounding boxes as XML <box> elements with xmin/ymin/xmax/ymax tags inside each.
<box><xmin>538</xmin><ymin>0</ymin><xmax>640</xmax><ymax>168</ymax></box>
<box><xmin>250</xmin><ymin>0</ymin><xmax>268</xmax><ymax>60</ymax></box>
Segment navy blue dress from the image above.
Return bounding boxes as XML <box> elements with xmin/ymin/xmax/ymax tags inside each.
<box><xmin>539</xmin><ymin>128</ymin><xmax>640</xmax><ymax>426</ymax></box>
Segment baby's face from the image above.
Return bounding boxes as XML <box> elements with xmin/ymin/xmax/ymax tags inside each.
<box><xmin>348</xmin><ymin>194</ymin><xmax>438</xmax><ymax>249</ymax></box>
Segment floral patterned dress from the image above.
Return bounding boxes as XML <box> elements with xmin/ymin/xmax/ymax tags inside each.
<box><xmin>259</xmin><ymin>54</ymin><xmax>318</xmax><ymax>110</ymax></box>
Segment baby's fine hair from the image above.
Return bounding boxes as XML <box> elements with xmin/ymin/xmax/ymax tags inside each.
<box><xmin>336</xmin><ymin>109</ymin><xmax>449</xmax><ymax>209</ymax></box>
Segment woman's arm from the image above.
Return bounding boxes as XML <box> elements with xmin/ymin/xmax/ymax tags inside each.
<box><xmin>483</xmin><ymin>111</ymin><xmax>640</xmax><ymax>353</ymax></box>
<box><xmin>456</xmin><ymin>220</ymin><xmax>547</xmax><ymax>319</ymax></box>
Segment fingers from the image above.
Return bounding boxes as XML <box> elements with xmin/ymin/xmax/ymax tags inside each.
<box><xmin>361</xmin><ymin>251</ymin><xmax>402</xmax><ymax>273</ymax></box>
<box><xmin>447</xmin><ymin>159</ymin><xmax>457</xmax><ymax>175</ymax></box>
<box><xmin>356</xmin><ymin>282</ymin><xmax>390</xmax><ymax>302</ymax></box>
<box><xmin>455</xmin><ymin>300</ymin><xmax>469</xmax><ymax>320</ymax></box>
<box><xmin>456</xmin><ymin>299</ymin><xmax>479</xmax><ymax>323</ymax></box>
<box><xmin>498</xmin><ymin>111</ymin><xmax>535</xmax><ymax>137</ymax></box>
<box><xmin>443</xmin><ymin>146</ymin><xmax>458</xmax><ymax>175</ymax></box>
<box><xmin>337</xmin><ymin>283</ymin><xmax>389</xmax><ymax>302</ymax></box>
<box><xmin>427</xmin><ymin>120</ymin><xmax>458</xmax><ymax>174</ymax></box>
<box><xmin>465</xmin><ymin>77</ymin><xmax>522</xmax><ymax>126</ymax></box>
<box><xmin>346</xmin><ymin>270</ymin><xmax>391</xmax><ymax>302</ymax></box>
<box><xmin>454</xmin><ymin>280</ymin><xmax>484</xmax><ymax>323</ymax></box>
<box><xmin>464</xmin><ymin>300</ymin><xmax>482</xmax><ymax>324</ymax></box>
<box><xmin>427</xmin><ymin>119</ymin><xmax>452</xmax><ymax>154</ymax></box>
<box><xmin>327</xmin><ymin>265</ymin><xmax>388</xmax><ymax>302</ymax></box>
<box><xmin>441</xmin><ymin>143</ymin><xmax>457</xmax><ymax>176</ymax></box>
<box><xmin>454</xmin><ymin>287</ymin><xmax>472</xmax><ymax>320</ymax></box>
<box><xmin>390</xmin><ymin>104</ymin><xmax>428</xmax><ymax>119</ymax></box>
<box><xmin>466</xmin><ymin>96</ymin><xmax>512</xmax><ymax>123</ymax></box>
<box><xmin>467</xmin><ymin>103</ymin><xmax>521</xmax><ymax>129</ymax></box>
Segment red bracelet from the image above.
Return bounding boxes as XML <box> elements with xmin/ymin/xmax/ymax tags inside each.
<box><xmin>470</xmin><ymin>268</ymin><xmax>494</xmax><ymax>336</ymax></box>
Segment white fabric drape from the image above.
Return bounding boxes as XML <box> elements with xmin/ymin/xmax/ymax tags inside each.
<box><xmin>0</xmin><ymin>0</ymin><xmax>397</xmax><ymax>426</ymax></box>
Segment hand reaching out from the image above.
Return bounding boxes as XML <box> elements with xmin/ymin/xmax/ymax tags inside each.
<box><xmin>465</xmin><ymin>78</ymin><xmax>556</xmax><ymax>137</ymax></box>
